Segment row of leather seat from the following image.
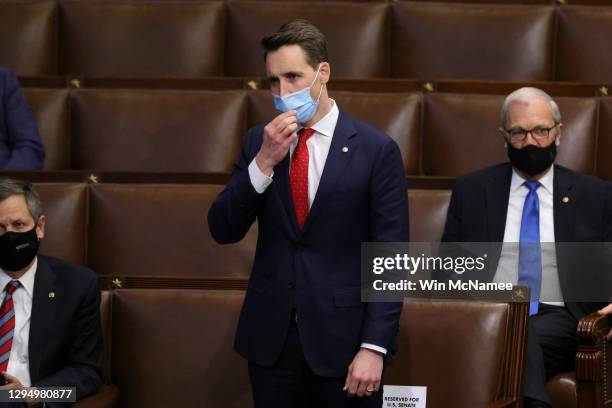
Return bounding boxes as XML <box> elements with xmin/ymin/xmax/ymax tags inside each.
<box><xmin>23</xmin><ymin>88</ymin><xmax>612</xmax><ymax>180</ymax></box>
<box><xmin>33</xmin><ymin>183</ymin><xmax>450</xmax><ymax>287</ymax></box>
<box><xmin>3</xmin><ymin>1</ymin><xmax>612</xmax><ymax>82</ymax></box>
<box><xmin>98</xmin><ymin>288</ymin><xmax>524</xmax><ymax>408</ymax></box>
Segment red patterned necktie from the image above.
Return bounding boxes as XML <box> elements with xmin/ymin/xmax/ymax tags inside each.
<box><xmin>290</xmin><ymin>128</ymin><xmax>316</xmax><ymax>230</ymax></box>
<box><xmin>0</xmin><ymin>280</ymin><xmax>20</xmax><ymax>372</ymax></box>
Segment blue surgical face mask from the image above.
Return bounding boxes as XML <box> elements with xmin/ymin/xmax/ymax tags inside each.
<box><xmin>273</xmin><ymin>65</ymin><xmax>324</xmax><ymax>124</ymax></box>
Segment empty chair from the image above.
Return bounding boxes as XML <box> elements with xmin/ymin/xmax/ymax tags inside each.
<box><xmin>226</xmin><ymin>1</ymin><xmax>389</xmax><ymax>78</ymax></box>
<box><xmin>71</xmin><ymin>89</ymin><xmax>247</xmax><ymax>172</ymax></box>
<box><xmin>59</xmin><ymin>0</ymin><xmax>225</xmax><ymax>77</ymax></box>
<box><xmin>111</xmin><ymin>289</ymin><xmax>251</xmax><ymax>408</ymax></box>
<box><xmin>35</xmin><ymin>182</ymin><xmax>89</xmax><ymax>266</ymax></box>
<box><xmin>556</xmin><ymin>6</ymin><xmax>612</xmax><ymax>83</ymax></box>
<box><xmin>0</xmin><ymin>1</ymin><xmax>57</xmax><ymax>75</ymax></box>
<box><xmin>408</xmin><ymin>189</ymin><xmax>451</xmax><ymax>242</ymax></box>
<box><xmin>88</xmin><ymin>184</ymin><xmax>257</xmax><ymax>282</ymax></box>
<box><xmin>391</xmin><ymin>2</ymin><xmax>555</xmax><ymax>81</ymax></box>
<box><xmin>597</xmin><ymin>97</ymin><xmax>612</xmax><ymax>181</ymax></box>
<box><xmin>23</xmin><ymin>89</ymin><xmax>71</xmax><ymax>170</ymax></box>
<box><xmin>385</xmin><ymin>298</ymin><xmax>529</xmax><ymax>408</ymax></box>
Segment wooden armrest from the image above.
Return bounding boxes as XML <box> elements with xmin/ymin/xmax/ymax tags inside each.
<box><xmin>577</xmin><ymin>312</ymin><xmax>611</xmax><ymax>347</ymax></box>
<box><xmin>74</xmin><ymin>384</ymin><xmax>120</xmax><ymax>408</ymax></box>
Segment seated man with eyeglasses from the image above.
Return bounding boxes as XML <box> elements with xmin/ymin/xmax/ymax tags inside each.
<box><xmin>441</xmin><ymin>87</ymin><xmax>612</xmax><ymax>408</ymax></box>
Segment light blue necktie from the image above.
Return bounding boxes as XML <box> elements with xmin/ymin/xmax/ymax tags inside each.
<box><xmin>518</xmin><ymin>180</ymin><xmax>542</xmax><ymax>315</ymax></box>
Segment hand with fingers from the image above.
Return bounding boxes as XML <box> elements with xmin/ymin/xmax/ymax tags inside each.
<box><xmin>255</xmin><ymin>110</ymin><xmax>298</xmax><ymax>176</ymax></box>
<box><xmin>598</xmin><ymin>302</ymin><xmax>612</xmax><ymax>339</ymax></box>
<box><xmin>343</xmin><ymin>348</ymin><xmax>384</xmax><ymax>398</ymax></box>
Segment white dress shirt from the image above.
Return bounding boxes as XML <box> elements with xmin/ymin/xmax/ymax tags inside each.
<box><xmin>495</xmin><ymin>167</ymin><xmax>564</xmax><ymax>306</ymax></box>
<box><xmin>0</xmin><ymin>257</ymin><xmax>36</xmax><ymax>386</ymax></box>
<box><xmin>247</xmin><ymin>100</ymin><xmax>388</xmax><ymax>355</ymax></box>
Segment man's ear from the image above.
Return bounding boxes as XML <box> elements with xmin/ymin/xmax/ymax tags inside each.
<box><xmin>555</xmin><ymin>124</ymin><xmax>562</xmax><ymax>147</ymax></box>
<box><xmin>319</xmin><ymin>62</ymin><xmax>331</xmax><ymax>85</ymax></box>
<box><xmin>36</xmin><ymin>215</ymin><xmax>46</xmax><ymax>240</ymax></box>
<box><xmin>499</xmin><ymin>128</ymin><xmax>508</xmax><ymax>148</ymax></box>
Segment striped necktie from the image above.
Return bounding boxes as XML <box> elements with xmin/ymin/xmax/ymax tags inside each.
<box><xmin>0</xmin><ymin>280</ymin><xmax>21</xmax><ymax>372</ymax></box>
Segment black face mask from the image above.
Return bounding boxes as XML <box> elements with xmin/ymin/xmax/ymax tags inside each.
<box><xmin>0</xmin><ymin>226</ymin><xmax>40</xmax><ymax>272</ymax></box>
<box><xmin>507</xmin><ymin>142</ymin><xmax>557</xmax><ymax>176</ymax></box>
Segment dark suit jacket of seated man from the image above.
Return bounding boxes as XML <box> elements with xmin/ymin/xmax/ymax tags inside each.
<box><xmin>441</xmin><ymin>87</ymin><xmax>612</xmax><ymax>408</ymax></box>
<box><xmin>0</xmin><ymin>68</ymin><xmax>45</xmax><ymax>171</ymax></box>
<box><xmin>208</xmin><ymin>19</ymin><xmax>409</xmax><ymax>408</ymax></box>
<box><xmin>0</xmin><ymin>178</ymin><xmax>102</xmax><ymax>406</ymax></box>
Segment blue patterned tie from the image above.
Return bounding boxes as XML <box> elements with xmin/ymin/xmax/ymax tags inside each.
<box><xmin>518</xmin><ymin>181</ymin><xmax>542</xmax><ymax>315</ymax></box>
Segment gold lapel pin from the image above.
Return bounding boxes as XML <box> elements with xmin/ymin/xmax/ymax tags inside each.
<box><xmin>48</xmin><ymin>292</ymin><xmax>55</xmax><ymax>299</ymax></box>
<box><xmin>341</xmin><ymin>146</ymin><xmax>349</xmax><ymax>153</ymax></box>
<box><xmin>562</xmin><ymin>196</ymin><xmax>570</xmax><ymax>204</ymax></box>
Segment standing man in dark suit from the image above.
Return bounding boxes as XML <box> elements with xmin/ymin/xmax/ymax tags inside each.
<box><xmin>0</xmin><ymin>68</ymin><xmax>45</xmax><ymax>171</ymax></box>
<box><xmin>0</xmin><ymin>178</ymin><xmax>102</xmax><ymax>405</ymax></box>
<box><xmin>442</xmin><ymin>87</ymin><xmax>612</xmax><ymax>408</ymax></box>
<box><xmin>208</xmin><ymin>20</ymin><xmax>409</xmax><ymax>407</ymax></box>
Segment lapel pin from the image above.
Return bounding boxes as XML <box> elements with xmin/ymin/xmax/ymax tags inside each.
<box><xmin>341</xmin><ymin>146</ymin><xmax>349</xmax><ymax>153</ymax></box>
<box><xmin>48</xmin><ymin>292</ymin><xmax>55</xmax><ymax>299</ymax></box>
<box><xmin>562</xmin><ymin>196</ymin><xmax>570</xmax><ymax>204</ymax></box>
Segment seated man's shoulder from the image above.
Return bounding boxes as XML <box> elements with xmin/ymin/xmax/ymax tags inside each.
<box><xmin>556</xmin><ymin>165</ymin><xmax>611</xmax><ymax>192</ymax></box>
<box><xmin>454</xmin><ymin>163</ymin><xmax>511</xmax><ymax>190</ymax></box>
<box><xmin>38</xmin><ymin>255</ymin><xmax>98</xmax><ymax>287</ymax></box>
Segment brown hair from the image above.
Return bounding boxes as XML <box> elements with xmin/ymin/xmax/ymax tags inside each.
<box><xmin>261</xmin><ymin>19</ymin><xmax>328</xmax><ymax>69</ymax></box>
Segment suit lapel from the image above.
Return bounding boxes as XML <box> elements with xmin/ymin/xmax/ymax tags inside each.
<box><xmin>553</xmin><ymin>165</ymin><xmax>576</xmax><ymax>242</ymax></box>
<box><xmin>301</xmin><ymin>111</ymin><xmax>358</xmax><ymax>235</ymax></box>
<box><xmin>28</xmin><ymin>256</ymin><xmax>58</xmax><ymax>384</ymax></box>
<box><xmin>486</xmin><ymin>164</ymin><xmax>512</xmax><ymax>242</ymax></box>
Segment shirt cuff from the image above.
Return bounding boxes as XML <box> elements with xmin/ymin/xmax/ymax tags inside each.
<box><xmin>248</xmin><ymin>159</ymin><xmax>274</xmax><ymax>194</ymax></box>
<box><xmin>361</xmin><ymin>343</ymin><xmax>387</xmax><ymax>355</ymax></box>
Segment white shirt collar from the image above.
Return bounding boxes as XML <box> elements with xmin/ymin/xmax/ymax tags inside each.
<box><xmin>301</xmin><ymin>98</ymin><xmax>339</xmax><ymax>138</ymax></box>
<box><xmin>0</xmin><ymin>257</ymin><xmax>37</xmax><ymax>298</ymax></box>
<box><xmin>510</xmin><ymin>165</ymin><xmax>554</xmax><ymax>195</ymax></box>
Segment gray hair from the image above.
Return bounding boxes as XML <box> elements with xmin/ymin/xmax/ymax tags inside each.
<box><xmin>0</xmin><ymin>178</ymin><xmax>43</xmax><ymax>222</ymax></box>
<box><xmin>500</xmin><ymin>87</ymin><xmax>562</xmax><ymax>130</ymax></box>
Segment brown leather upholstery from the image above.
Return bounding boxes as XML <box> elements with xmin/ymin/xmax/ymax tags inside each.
<box><xmin>422</xmin><ymin>93</ymin><xmax>598</xmax><ymax>176</ymax></box>
<box><xmin>59</xmin><ymin>0</ymin><xmax>225</xmax><ymax>77</ymax></box>
<box><xmin>597</xmin><ymin>97</ymin><xmax>612</xmax><ymax>181</ymax></box>
<box><xmin>23</xmin><ymin>89</ymin><xmax>71</xmax><ymax>170</ymax></box>
<box><xmin>0</xmin><ymin>1</ymin><xmax>57</xmax><ymax>75</ymax></box>
<box><xmin>71</xmin><ymin>89</ymin><xmax>246</xmax><ymax>172</ymax></box>
<box><xmin>74</xmin><ymin>290</ymin><xmax>119</xmax><ymax>408</ymax></box>
<box><xmin>247</xmin><ymin>90</ymin><xmax>421</xmax><ymax>174</ymax></box>
<box><xmin>385</xmin><ymin>300</ymin><xmax>528</xmax><ymax>408</ymax></box>
<box><xmin>408</xmin><ymin>189</ymin><xmax>451</xmax><ymax>241</ymax></box>
<box><xmin>391</xmin><ymin>3</ymin><xmax>554</xmax><ymax>81</ymax></box>
<box><xmin>36</xmin><ymin>183</ymin><xmax>88</xmax><ymax>265</ymax></box>
<box><xmin>111</xmin><ymin>289</ymin><xmax>251</xmax><ymax>408</ymax></box>
<box><xmin>547</xmin><ymin>372</ymin><xmax>577</xmax><ymax>408</ymax></box>
<box><xmin>226</xmin><ymin>1</ymin><xmax>389</xmax><ymax>78</ymax></box>
<box><xmin>556</xmin><ymin>6</ymin><xmax>612</xmax><ymax>83</ymax></box>
<box><xmin>88</xmin><ymin>184</ymin><xmax>256</xmax><ymax>281</ymax></box>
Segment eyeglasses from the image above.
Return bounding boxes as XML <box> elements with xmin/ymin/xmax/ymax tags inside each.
<box><xmin>504</xmin><ymin>124</ymin><xmax>559</xmax><ymax>142</ymax></box>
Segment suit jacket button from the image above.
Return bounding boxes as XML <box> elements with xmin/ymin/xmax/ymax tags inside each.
<box><xmin>288</xmin><ymin>282</ymin><xmax>295</xmax><ymax>290</ymax></box>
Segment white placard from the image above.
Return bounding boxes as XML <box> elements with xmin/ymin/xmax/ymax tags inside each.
<box><xmin>382</xmin><ymin>385</ymin><xmax>427</xmax><ymax>408</ymax></box>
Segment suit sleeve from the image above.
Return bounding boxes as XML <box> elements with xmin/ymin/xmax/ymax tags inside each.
<box><xmin>1</xmin><ymin>69</ymin><xmax>45</xmax><ymax>170</ymax></box>
<box><xmin>441</xmin><ymin>181</ymin><xmax>462</xmax><ymax>242</ymax></box>
<box><xmin>208</xmin><ymin>128</ymin><xmax>266</xmax><ymax>244</ymax></box>
<box><xmin>33</xmin><ymin>274</ymin><xmax>102</xmax><ymax>401</ymax></box>
<box><xmin>361</xmin><ymin>139</ymin><xmax>409</xmax><ymax>350</ymax></box>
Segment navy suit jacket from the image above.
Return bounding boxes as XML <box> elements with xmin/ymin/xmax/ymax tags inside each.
<box><xmin>208</xmin><ymin>111</ymin><xmax>409</xmax><ymax>377</ymax></box>
<box><xmin>29</xmin><ymin>255</ymin><xmax>102</xmax><ymax>403</ymax></box>
<box><xmin>0</xmin><ymin>67</ymin><xmax>45</xmax><ymax>170</ymax></box>
<box><xmin>442</xmin><ymin>163</ymin><xmax>612</xmax><ymax>319</ymax></box>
